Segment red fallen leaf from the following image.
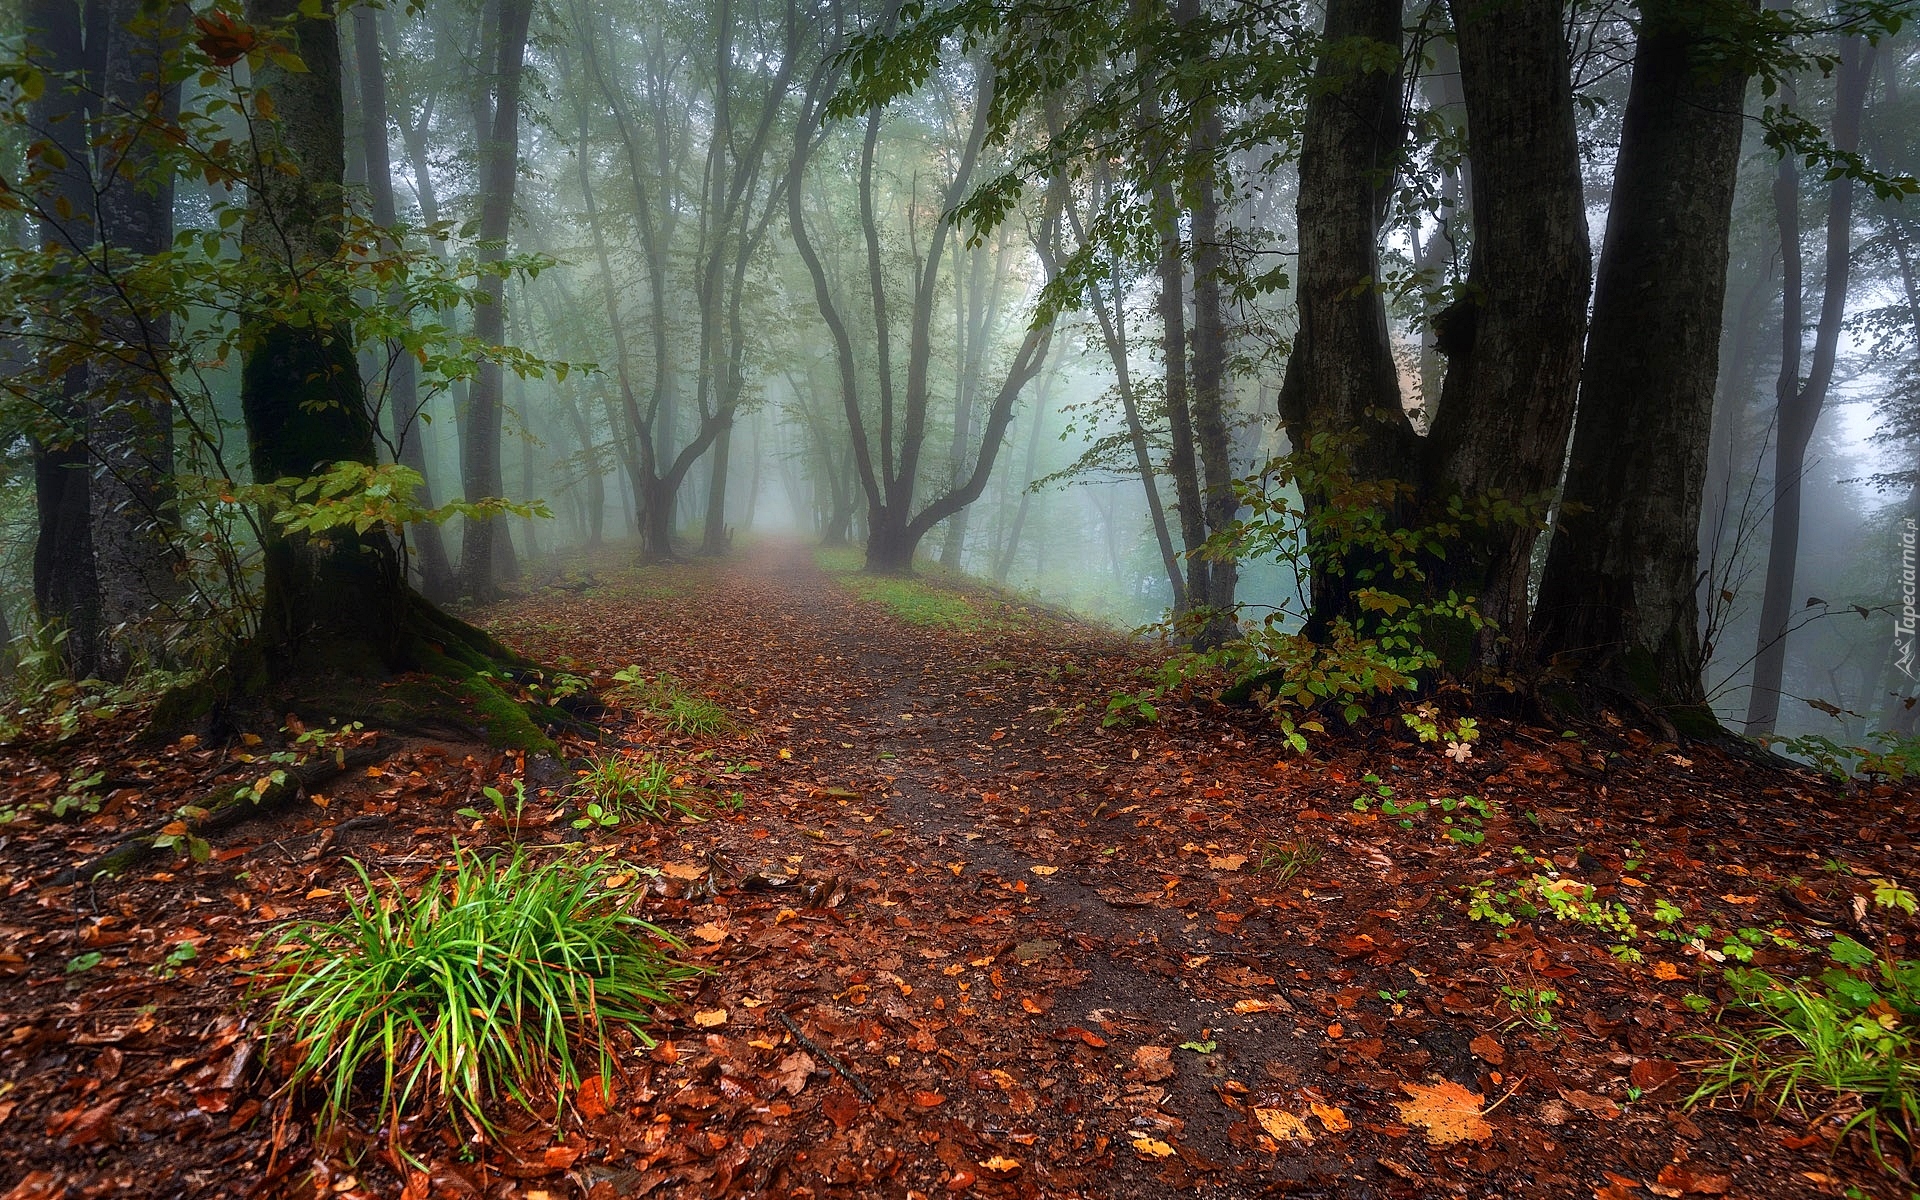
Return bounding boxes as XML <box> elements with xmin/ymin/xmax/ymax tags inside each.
<box><xmin>822</xmin><ymin>1087</ymin><xmax>860</xmax><ymax>1129</ymax></box>
<box><xmin>1053</xmin><ymin>1026</ymin><xmax>1107</xmax><ymax>1048</ymax></box>
<box><xmin>1778</xmin><ymin>1131</ymin><xmax>1827</xmax><ymax>1150</ymax></box>
<box><xmin>542</xmin><ymin>1143</ymin><xmax>583</xmax><ymax>1169</ymax></box>
<box><xmin>913</xmin><ymin>1090</ymin><xmax>949</xmax><ymax>1107</ymax></box>
<box><xmin>944</xmin><ymin>1169</ymin><xmax>977</xmax><ymax>1191</ymax></box>
<box><xmin>576</xmin><ymin>1074</ymin><xmax>613</xmax><ymax>1118</ymax></box>
<box><xmin>1469</xmin><ymin>1034</ymin><xmax>1505</xmax><ymax>1066</ymax></box>
<box><xmin>399</xmin><ymin>1170</ymin><xmax>430</xmax><ymax>1200</ymax></box>
<box><xmin>1654</xmin><ymin>1163</ymin><xmax>1731</xmax><ymax>1195</ymax></box>
<box><xmin>1</xmin><ymin>1171</ymin><xmax>65</xmax><ymax>1200</ymax></box>
<box><xmin>1629</xmin><ymin>1059</ymin><xmax>1680</xmax><ymax>1091</ymax></box>
<box><xmin>57</xmin><ymin>1097</ymin><xmax>119</xmax><ymax>1148</ymax></box>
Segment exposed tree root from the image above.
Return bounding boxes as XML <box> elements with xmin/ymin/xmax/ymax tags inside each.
<box><xmin>149</xmin><ymin>593</ymin><xmax>599</xmax><ymax>755</ymax></box>
<box><xmin>51</xmin><ymin>741</ymin><xmax>393</xmax><ymax>886</ymax></box>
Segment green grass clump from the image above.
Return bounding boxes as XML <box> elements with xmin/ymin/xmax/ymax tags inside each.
<box><xmin>845</xmin><ymin>575</ymin><xmax>989</xmax><ymax>629</ymax></box>
<box><xmin>575</xmin><ymin>753</ymin><xmax>699</xmax><ymax>822</ymax></box>
<box><xmin>262</xmin><ymin>845</ymin><xmax>692</xmax><ymax>1140</ymax></box>
<box><xmin>1692</xmin><ymin>885</ymin><xmax>1920</xmax><ymax>1175</ymax></box>
<box><xmin>611</xmin><ymin>668</ymin><xmax>735</xmax><ymax>736</ymax></box>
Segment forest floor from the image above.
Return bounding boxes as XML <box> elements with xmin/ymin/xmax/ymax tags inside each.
<box><xmin>0</xmin><ymin>538</ymin><xmax>1916</xmax><ymax>1200</ymax></box>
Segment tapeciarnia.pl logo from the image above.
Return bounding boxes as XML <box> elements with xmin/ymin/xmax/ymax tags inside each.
<box><xmin>1899</xmin><ymin>517</ymin><xmax>1918</xmax><ymax>682</ymax></box>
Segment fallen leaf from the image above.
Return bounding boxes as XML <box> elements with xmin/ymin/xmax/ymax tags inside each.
<box><xmin>913</xmin><ymin>1090</ymin><xmax>948</xmax><ymax>1107</ymax></box>
<box><xmin>1469</xmin><ymin>1033</ymin><xmax>1505</xmax><ymax>1065</ymax></box>
<box><xmin>978</xmin><ymin>1155</ymin><xmax>1020</xmax><ymax>1174</ymax></box>
<box><xmin>662</xmin><ymin>862</ymin><xmax>706</xmax><ymax>880</ymax></box>
<box><xmin>1132</xmin><ymin>1045</ymin><xmax>1175</xmax><ymax>1082</ymax></box>
<box><xmin>690</xmin><ymin>923</ymin><xmax>728</xmax><ymax>944</ymax></box>
<box><xmin>1653</xmin><ymin>1163</ymin><xmax>1731</xmax><ymax>1196</ymax></box>
<box><xmin>1130</xmin><ymin>1135</ymin><xmax>1177</xmax><ymax>1158</ymax></box>
<box><xmin>1029</xmin><ymin>865</ymin><xmax>1058</xmax><ymax>876</ymax></box>
<box><xmin>576</xmin><ymin>1075</ymin><xmax>613</xmax><ymax>1119</ymax></box>
<box><xmin>1234</xmin><ymin>998</ymin><xmax>1287</xmax><ymax>1014</ymax></box>
<box><xmin>774</xmin><ymin>1052</ymin><xmax>815</xmax><ymax>1096</ymax></box>
<box><xmin>822</xmin><ymin>1087</ymin><xmax>859</xmax><ymax>1129</ymax></box>
<box><xmin>1652</xmin><ymin>961</ymin><xmax>1683</xmax><ymax>981</ymax></box>
<box><xmin>1394</xmin><ymin>1080</ymin><xmax>1492</xmax><ymax>1145</ymax></box>
<box><xmin>542</xmin><ymin>1144</ymin><xmax>583</xmax><ymax>1168</ymax></box>
<box><xmin>1309</xmin><ymin>1101</ymin><xmax>1350</xmax><ymax>1132</ymax></box>
<box><xmin>692</xmin><ymin>1008</ymin><xmax>727</xmax><ymax>1028</ymax></box>
<box><xmin>1560</xmin><ymin>1088</ymin><xmax>1621</xmax><ymax>1120</ymax></box>
<box><xmin>1629</xmin><ymin>1059</ymin><xmax>1680</xmax><ymax>1092</ymax></box>
<box><xmin>1253</xmin><ymin>1107</ymin><xmax>1314</xmax><ymax>1144</ymax></box>
<box><xmin>1208</xmin><ymin>853</ymin><xmax>1247</xmax><ymax>871</ymax></box>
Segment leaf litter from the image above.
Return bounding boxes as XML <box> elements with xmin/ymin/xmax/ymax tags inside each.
<box><xmin>0</xmin><ymin>541</ymin><xmax>1912</xmax><ymax>1198</ymax></box>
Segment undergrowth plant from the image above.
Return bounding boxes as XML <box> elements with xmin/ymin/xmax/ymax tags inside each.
<box><xmin>610</xmin><ymin>668</ymin><xmax>735</xmax><ymax>736</ymax></box>
<box><xmin>1692</xmin><ymin>880</ymin><xmax>1920</xmax><ymax>1176</ymax></box>
<box><xmin>261</xmin><ymin>846</ymin><xmax>692</xmax><ymax>1145</ymax></box>
<box><xmin>573</xmin><ymin>753</ymin><xmax>698</xmax><ymax>825</ymax></box>
<box><xmin>1104</xmin><ymin>445</ymin><xmax>1532</xmax><ymax>753</ymax></box>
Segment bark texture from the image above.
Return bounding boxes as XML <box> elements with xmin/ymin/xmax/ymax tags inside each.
<box><xmin>1534</xmin><ymin>14</ymin><xmax>1751</xmax><ymax>722</ymax></box>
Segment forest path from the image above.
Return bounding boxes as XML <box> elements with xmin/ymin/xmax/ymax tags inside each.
<box><xmin>0</xmin><ymin>540</ymin><xmax>1899</xmax><ymax>1200</ymax></box>
<box><xmin>473</xmin><ymin>538</ymin><xmax>1892</xmax><ymax>1200</ymax></box>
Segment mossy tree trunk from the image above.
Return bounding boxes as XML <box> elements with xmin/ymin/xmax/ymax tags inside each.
<box><xmin>220</xmin><ymin>0</ymin><xmax>565</xmax><ymax>753</ymax></box>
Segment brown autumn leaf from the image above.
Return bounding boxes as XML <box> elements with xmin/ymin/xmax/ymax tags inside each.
<box><xmin>822</xmin><ymin>1087</ymin><xmax>860</xmax><ymax>1129</ymax></box>
<box><xmin>773</xmin><ymin>1052</ymin><xmax>815</xmax><ymax>1096</ymax></box>
<box><xmin>1469</xmin><ymin>1033</ymin><xmax>1505</xmax><ymax>1065</ymax></box>
<box><xmin>1133</xmin><ymin>1044</ymin><xmax>1175</xmax><ymax>1082</ymax></box>
<box><xmin>1394</xmin><ymin>1080</ymin><xmax>1492</xmax><ymax>1145</ymax></box>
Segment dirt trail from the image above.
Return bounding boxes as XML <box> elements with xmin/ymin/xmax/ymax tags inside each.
<box><xmin>476</xmin><ymin>540</ymin><xmax>1913</xmax><ymax>1200</ymax></box>
<box><xmin>1</xmin><ymin>540</ymin><xmax>1912</xmax><ymax>1200</ymax></box>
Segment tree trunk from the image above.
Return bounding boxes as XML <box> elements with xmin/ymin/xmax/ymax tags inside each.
<box><xmin>352</xmin><ymin>3</ymin><xmax>456</xmax><ymax>602</ymax></box>
<box><xmin>700</xmin><ymin>418</ymin><xmax>733</xmax><ymax>554</ymax></box>
<box><xmin>1274</xmin><ymin>0</ymin><xmax>1416</xmax><ymax>637</ymax></box>
<box><xmin>241</xmin><ymin>0</ymin><xmax>403</xmax><ymax>674</ymax></box>
<box><xmin>1426</xmin><ymin>0</ymin><xmax>1591</xmax><ymax>667</ymax></box>
<box><xmin>1533</xmin><ymin>12</ymin><xmax>1751</xmax><ymax>725</ymax></box>
<box><xmin>1187</xmin><ymin>110</ymin><xmax>1239</xmax><ymax>647</ymax></box>
<box><xmin>456</xmin><ymin>0</ymin><xmax>533</xmax><ymax>601</ymax></box>
<box><xmin>1744</xmin><ymin>37</ymin><xmax>1873</xmax><ymax>735</ymax></box>
<box><xmin>27</xmin><ymin>0</ymin><xmax>101</xmax><ymax>677</ymax></box>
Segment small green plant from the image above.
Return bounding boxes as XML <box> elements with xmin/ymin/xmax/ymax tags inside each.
<box><xmin>1102</xmin><ymin>689</ymin><xmax>1159</xmax><ymax>728</ymax></box>
<box><xmin>66</xmin><ymin>951</ymin><xmax>104</xmax><ymax>975</ymax></box>
<box><xmin>1258</xmin><ymin>837</ymin><xmax>1324</xmax><ymax>884</ymax></box>
<box><xmin>1761</xmin><ymin>730</ymin><xmax>1920</xmax><ymax>783</ymax></box>
<box><xmin>1500</xmin><ymin>983</ymin><xmax>1560</xmax><ymax>1030</ymax></box>
<box><xmin>610</xmin><ymin>669</ymin><xmax>735</xmax><ymax>736</ymax></box>
<box><xmin>459</xmin><ymin>779</ymin><xmax>529</xmax><ymax>823</ymax></box>
<box><xmin>574</xmin><ymin>754</ymin><xmax>698</xmax><ymax>824</ymax></box>
<box><xmin>261</xmin><ymin>846</ymin><xmax>695</xmax><ymax>1143</ymax></box>
<box><xmin>155</xmin><ymin>940</ymin><xmax>198</xmax><ymax>977</ymax></box>
<box><xmin>1691</xmin><ymin>880</ymin><xmax>1920</xmax><ymax>1175</ymax></box>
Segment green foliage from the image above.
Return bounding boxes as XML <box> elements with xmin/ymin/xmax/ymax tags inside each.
<box><xmin>1500</xmin><ymin>983</ymin><xmax>1560</xmax><ymax>1030</ymax></box>
<box><xmin>610</xmin><ymin>669</ymin><xmax>735</xmax><ymax>737</ymax></box>
<box><xmin>261</xmin><ymin>846</ymin><xmax>693</xmax><ymax>1141</ymax></box>
<box><xmin>1257</xmin><ymin>837</ymin><xmax>1323</xmax><ymax>884</ymax></box>
<box><xmin>572</xmin><ymin>754</ymin><xmax>697</xmax><ymax>825</ymax></box>
<box><xmin>1114</xmin><ymin>447</ymin><xmax>1527</xmax><ymax>754</ymax></box>
<box><xmin>1761</xmin><ymin>731</ymin><xmax>1920</xmax><ymax>783</ymax></box>
<box><xmin>1693</xmin><ymin>941</ymin><xmax>1920</xmax><ymax>1173</ymax></box>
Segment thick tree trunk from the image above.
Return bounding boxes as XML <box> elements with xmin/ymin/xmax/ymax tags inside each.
<box><xmin>1533</xmin><ymin>14</ymin><xmax>1750</xmax><ymax>725</ymax></box>
<box><xmin>456</xmin><ymin>0</ymin><xmax>533</xmax><ymax>601</ymax></box>
<box><xmin>241</xmin><ymin>0</ymin><xmax>403</xmax><ymax>674</ymax></box>
<box><xmin>352</xmin><ymin>3</ymin><xmax>456</xmax><ymax>603</ymax></box>
<box><xmin>27</xmin><ymin>0</ymin><xmax>101</xmax><ymax>676</ymax></box>
<box><xmin>1426</xmin><ymin>0</ymin><xmax>1591</xmax><ymax>667</ymax></box>
<box><xmin>1274</xmin><ymin>0</ymin><xmax>1416</xmax><ymax>636</ymax></box>
<box><xmin>1744</xmin><ymin>38</ymin><xmax>1873</xmax><ymax>735</ymax></box>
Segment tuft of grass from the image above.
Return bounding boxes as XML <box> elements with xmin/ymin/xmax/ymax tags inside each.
<box><xmin>1258</xmin><ymin>837</ymin><xmax>1324</xmax><ymax>884</ymax></box>
<box><xmin>1692</xmin><ymin>939</ymin><xmax>1919</xmax><ymax>1173</ymax></box>
<box><xmin>261</xmin><ymin>845</ymin><xmax>693</xmax><ymax>1142</ymax></box>
<box><xmin>611</xmin><ymin>668</ymin><xmax>735</xmax><ymax>736</ymax></box>
<box><xmin>575</xmin><ymin>753</ymin><xmax>699</xmax><ymax>822</ymax></box>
